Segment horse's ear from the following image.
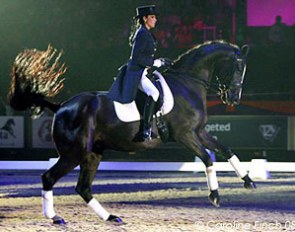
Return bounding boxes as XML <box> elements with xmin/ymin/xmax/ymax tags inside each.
<box><xmin>240</xmin><ymin>44</ymin><xmax>250</xmax><ymax>59</ymax></box>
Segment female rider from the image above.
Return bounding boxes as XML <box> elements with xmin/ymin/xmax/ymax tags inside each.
<box><xmin>108</xmin><ymin>5</ymin><xmax>169</xmax><ymax>142</ymax></box>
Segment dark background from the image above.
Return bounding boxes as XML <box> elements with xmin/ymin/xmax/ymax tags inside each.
<box><xmin>0</xmin><ymin>0</ymin><xmax>294</xmax><ymax>108</ymax></box>
<box><xmin>0</xmin><ymin>0</ymin><xmax>294</xmax><ymax>161</ymax></box>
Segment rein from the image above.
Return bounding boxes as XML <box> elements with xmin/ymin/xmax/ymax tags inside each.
<box><xmin>166</xmin><ymin>68</ymin><xmax>226</xmax><ymax>93</ymax></box>
<box><xmin>165</xmin><ymin>68</ymin><xmax>211</xmax><ymax>89</ymax></box>
<box><xmin>165</xmin><ymin>68</ymin><xmax>238</xmax><ymax>105</ymax></box>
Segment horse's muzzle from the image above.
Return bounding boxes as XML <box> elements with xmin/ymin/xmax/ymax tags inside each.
<box><xmin>226</xmin><ymin>87</ymin><xmax>242</xmax><ymax>105</ymax></box>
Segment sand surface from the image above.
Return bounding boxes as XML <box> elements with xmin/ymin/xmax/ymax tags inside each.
<box><xmin>0</xmin><ymin>170</ymin><xmax>294</xmax><ymax>232</ymax></box>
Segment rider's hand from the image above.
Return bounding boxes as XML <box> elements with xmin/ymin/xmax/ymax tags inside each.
<box><xmin>153</xmin><ymin>58</ymin><xmax>173</xmax><ymax>68</ymax></box>
<box><xmin>153</xmin><ymin>59</ymin><xmax>162</xmax><ymax>68</ymax></box>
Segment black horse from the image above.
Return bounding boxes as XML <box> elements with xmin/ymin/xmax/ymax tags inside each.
<box><xmin>8</xmin><ymin>41</ymin><xmax>255</xmax><ymax>225</ymax></box>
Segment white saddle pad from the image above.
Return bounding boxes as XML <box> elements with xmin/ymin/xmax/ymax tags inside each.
<box><xmin>113</xmin><ymin>72</ymin><xmax>174</xmax><ymax>122</ymax></box>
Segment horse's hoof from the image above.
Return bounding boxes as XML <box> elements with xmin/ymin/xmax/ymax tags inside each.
<box><xmin>243</xmin><ymin>175</ymin><xmax>257</xmax><ymax>189</ymax></box>
<box><xmin>52</xmin><ymin>215</ymin><xmax>66</xmax><ymax>225</ymax></box>
<box><xmin>107</xmin><ymin>214</ymin><xmax>125</xmax><ymax>225</ymax></box>
<box><xmin>244</xmin><ymin>181</ymin><xmax>257</xmax><ymax>189</ymax></box>
<box><xmin>208</xmin><ymin>190</ymin><xmax>220</xmax><ymax>207</ymax></box>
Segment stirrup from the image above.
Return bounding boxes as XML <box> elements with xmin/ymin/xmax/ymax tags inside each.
<box><xmin>132</xmin><ymin>128</ymin><xmax>157</xmax><ymax>142</ymax></box>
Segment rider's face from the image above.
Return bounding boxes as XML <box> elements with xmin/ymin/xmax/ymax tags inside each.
<box><xmin>144</xmin><ymin>15</ymin><xmax>157</xmax><ymax>30</ymax></box>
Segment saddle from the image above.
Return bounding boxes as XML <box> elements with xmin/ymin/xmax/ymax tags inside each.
<box><xmin>113</xmin><ymin>71</ymin><xmax>174</xmax><ymax>142</ymax></box>
<box><xmin>113</xmin><ymin>71</ymin><xmax>174</xmax><ymax>122</ymax></box>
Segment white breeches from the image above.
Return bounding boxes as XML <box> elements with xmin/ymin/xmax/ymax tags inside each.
<box><xmin>138</xmin><ymin>68</ymin><xmax>160</xmax><ymax>102</ymax></box>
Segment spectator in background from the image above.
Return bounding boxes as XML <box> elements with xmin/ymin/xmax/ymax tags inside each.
<box><xmin>268</xmin><ymin>15</ymin><xmax>288</xmax><ymax>46</ymax></box>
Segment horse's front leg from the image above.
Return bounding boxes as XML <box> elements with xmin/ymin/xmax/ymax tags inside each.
<box><xmin>76</xmin><ymin>151</ymin><xmax>124</xmax><ymax>224</ymax></box>
<box><xmin>178</xmin><ymin>132</ymin><xmax>220</xmax><ymax>207</ymax></box>
<box><xmin>199</xmin><ymin>129</ymin><xmax>256</xmax><ymax>189</ymax></box>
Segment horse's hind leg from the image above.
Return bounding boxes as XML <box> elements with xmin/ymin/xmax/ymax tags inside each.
<box><xmin>178</xmin><ymin>132</ymin><xmax>220</xmax><ymax>207</ymax></box>
<box><xmin>199</xmin><ymin>129</ymin><xmax>256</xmax><ymax>189</ymax></box>
<box><xmin>75</xmin><ymin>151</ymin><xmax>123</xmax><ymax>224</ymax></box>
<box><xmin>41</xmin><ymin>156</ymin><xmax>79</xmax><ymax>224</ymax></box>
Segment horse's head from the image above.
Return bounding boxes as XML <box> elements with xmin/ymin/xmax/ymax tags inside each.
<box><xmin>170</xmin><ymin>41</ymin><xmax>249</xmax><ymax>105</ymax></box>
<box><xmin>199</xmin><ymin>42</ymin><xmax>249</xmax><ymax>106</ymax></box>
<box><xmin>215</xmin><ymin>44</ymin><xmax>249</xmax><ymax>105</ymax></box>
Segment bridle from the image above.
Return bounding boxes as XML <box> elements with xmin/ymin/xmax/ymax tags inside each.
<box><xmin>164</xmin><ymin>44</ymin><xmax>249</xmax><ymax>105</ymax></box>
<box><xmin>216</xmin><ymin>75</ymin><xmax>230</xmax><ymax>104</ymax></box>
<box><xmin>215</xmin><ymin>53</ymin><xmax>247</xmax><ymax>105</ymax></box>
<box><xmin>165</xmin><ymin>57</ymin><xmax>245</xmax><ymax>97</ymax></box>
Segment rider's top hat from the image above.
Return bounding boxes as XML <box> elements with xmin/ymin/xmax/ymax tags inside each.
<box><xmin>135</xmin><ymin>5</ymin><xmax>158</xmax><ymax>18</ymax></box>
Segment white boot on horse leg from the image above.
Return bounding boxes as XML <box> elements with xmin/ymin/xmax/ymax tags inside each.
<box><xmin>42</xmin><ymin>190</ymin><xmax>65</xmax><ymax>224</ymax></box>
<box><xmin>228</xmin><ymin>154</ymin><xmax>256</xmax><ymax>189</ymax></box>
<box><xmin>205</xmin><ymin>166</ymin><xmax>220</xmax><ymax>207</ymax></box>
<box><xmin>88</xmin><ymin>198</ymin><xmax>124</xmax><ymax>224</ymax></box>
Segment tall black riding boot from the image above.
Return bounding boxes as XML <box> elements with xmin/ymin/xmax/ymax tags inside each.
<box><xmin>133</xmin><ymin>96</ymin><xmax>157</xmax><ymax>142</ymax></box>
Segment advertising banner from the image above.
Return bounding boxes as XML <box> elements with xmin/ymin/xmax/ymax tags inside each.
<box><xmin>0</xmin><ymin>116</ymin><xmax>24</xmax><ymax>148</ymax></box>
<box><xmin>206</xmin><ymin>116</ymin><xmax>288</xmax><ymax>150</ymax></box>
<box><xmin>32</xmin><ymin>116</ymin><xmax>55</xmax><ymax>148</ymax></box>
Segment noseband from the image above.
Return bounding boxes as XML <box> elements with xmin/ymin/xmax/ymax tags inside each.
<box><xmin>215</xmin><ymin>55</ymin><xmax>246</xmax><ymax>105</ymax></box>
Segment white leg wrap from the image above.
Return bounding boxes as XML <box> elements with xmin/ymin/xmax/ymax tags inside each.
<box><xmin>42</xmin><ymin>190</ymin><xmax>56</xmax><ymax>219</ymax></box>
<box><xmin>205</xmin><ymin>166</ymin><xmax>219</xmax><ymax>191</ymax></box>
<box><xmin>228</xmin><ymin>155</ymin><xmax>248</xmax><ymax>178</ymax></box>
<box><xmin>88</xmin><ymin>198</ymin><xmax>110</xmax><ymax>221</ymax></box>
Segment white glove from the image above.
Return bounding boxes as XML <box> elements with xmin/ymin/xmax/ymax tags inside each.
<box><xmin>153</xmin><ymin>59</ymin><xmax>163</xmax><ymax>68</ymax></box>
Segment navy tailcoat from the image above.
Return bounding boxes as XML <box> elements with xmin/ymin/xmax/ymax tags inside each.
<box><xmin>108</xmin><ymin>25</ymin><xmax>157</xmax><ymax>103</ymax></box>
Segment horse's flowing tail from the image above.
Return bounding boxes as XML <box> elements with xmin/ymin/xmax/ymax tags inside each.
<box><xmin>8</xmin><ymin>45</ymin><xmax>66</xmax><ymax>117</ymax></box>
